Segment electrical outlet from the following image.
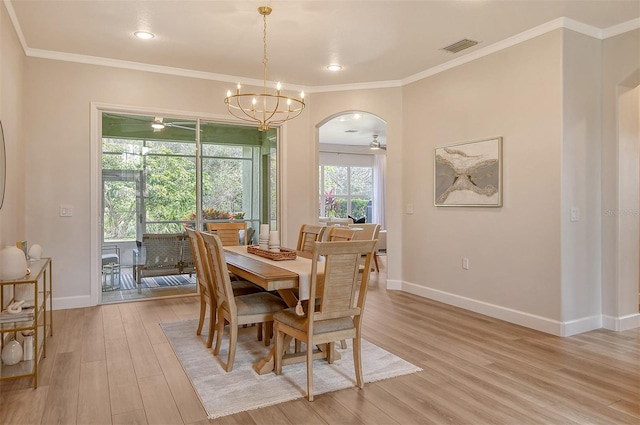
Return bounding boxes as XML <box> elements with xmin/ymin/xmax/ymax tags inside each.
<box><xmin>570</xmin><ymin>207</ymin><xmax>580</xmax><ymax>222</ymax></box>
<box><xmin>462</xmin><ymin>257</ymin><xmax>470</xmax><ymax>270</ymax></box>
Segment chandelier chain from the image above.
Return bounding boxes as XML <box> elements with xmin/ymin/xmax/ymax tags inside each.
<box><xmin>263</xmin><ymin>11</ymin><xmax>268</xmax><ymax>92</ymax></box>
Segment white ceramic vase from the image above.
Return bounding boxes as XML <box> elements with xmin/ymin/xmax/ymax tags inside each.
<box><xmin>21</xmin><ymin>331</ymin><xmax>34</xmax><ymax>361</ymax></box>
<box><xmin>0</xmin><ymin>245</ymin><xmax>28</xmax><ymax>280</ymax></box>
<box><xmin>28</xmin><ymin>244</ymin><xmax>43</xmax><ymax>261</ymax></box>
<box><xmin>1</xmin><ymin>338</ymin><xmax>23</xmax><ymax>365</ymax></box>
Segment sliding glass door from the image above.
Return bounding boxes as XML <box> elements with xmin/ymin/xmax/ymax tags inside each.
<box><xmin>100</xmin><ymin>112</ymin><xmax>278</xmax><ymax>303</ymax></box>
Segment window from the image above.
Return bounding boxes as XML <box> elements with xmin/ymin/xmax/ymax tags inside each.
<box><xmin>319</xmin><ymin>153</ymin><xmax>373</xmax><ymax>221</ymax></box>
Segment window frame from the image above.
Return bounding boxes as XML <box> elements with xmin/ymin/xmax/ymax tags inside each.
<box><xmin>318</xmin><ymin>157</ymin><xmax>374</xmax><ymax>220</ymax></box>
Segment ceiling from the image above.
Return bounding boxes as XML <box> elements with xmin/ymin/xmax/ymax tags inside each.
<box><xmin>6</xmin><ymin>0</ymin><xmax>639</xmax><ymax>149</ymax></box>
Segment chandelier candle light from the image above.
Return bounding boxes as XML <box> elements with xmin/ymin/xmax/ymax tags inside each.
<box><xmin>224</xmin><ymin>6</ymin><xmax>305</xmax><ymax>131</ymax></box>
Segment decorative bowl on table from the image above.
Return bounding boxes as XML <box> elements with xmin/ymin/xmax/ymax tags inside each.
<box><xmin>247</xmin><ymin>245</ymin><xmax>297</xmax><ymax>261</ymax></box>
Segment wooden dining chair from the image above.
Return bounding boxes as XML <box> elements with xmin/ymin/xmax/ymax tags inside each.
<box><xmin>349</xmin><ymin>223</ymin><xmax>382</xmax><ymax>272</ymax></box>
<box><xmin>205</xmin><ymin>221</ymin><xmax>248</xmax><ymax>246</ymax></box>
<box><xmin>185</xmin><ymin>229</ymin><xmax>262</xmax><ymax>348</ymax></box>
<box><xmin>326</xmin><ymin>226</ymin><xmax>356</xmax><ymax>242</ymax></box>
<box><xmin>296</xmin><ymin>224</ymin><xmax>327</xmax><ymax>255</ymax></box>
<box><xmin>273</xmin><ymin>240</ymin><xmax>377</xmax><ymax>401</ymax></box>
<box><xmin>200</xmin><ymin>232</ymin><xmax>288</xmax><ymax>372</ymax></box>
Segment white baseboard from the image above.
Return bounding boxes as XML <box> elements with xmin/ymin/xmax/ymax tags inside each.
<box><xmin>561</xmin><ymin>315</ymin><xmax>603</xmax><ymax>336</ymax></box>
<box><xmin>393</xmin><ymin>281</ymin><xmax>607</xmax><ymax>337</ymax></box>
<box><xmin>52</xmin><ymin>295</ymin><xmax>93</xmax><ymax>310</ymax></box>
<box><xmin>603</xmin><ymin>313</ymin><xmax>640</xmax><ymax>331</ymax></box>
<box><xmin>386</xmin><ymin>279</ymin><xmax>403</xmax><ymax>290</ymax></box>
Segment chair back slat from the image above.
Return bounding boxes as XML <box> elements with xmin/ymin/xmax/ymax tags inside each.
<box><xmin>310</xmin><ymin>240</ymin><xmax>376</xmax><ymax>324</ymax></box>
<box><xmin>200</xmin><ymin>232</ymin><xmax>236</xmax><ymax>315</ymax></box>
<box><xmin>297</xmin><ymin>224</ymin><xmax>326</xmax><ymax>253</ymax></box>
<box><xmin>326</xmin><ymin>227</ymin><xmax>356</xmax><ymax>242</ymax></box>
<box><xmin>185</xmin><ymin>229</ymin><xmax>210</xmax><ymax>294</ymax></box>
<box><xmin>349</xmin><ymin>223</ymin><xmax>380</xmax><ymax>242</ymax></box>
<box><xmin>321</xmin><ymin>252</ymin><xmax>360</xmax><ymax>313</ymax></box>
<box><xmin>206</xmin><ymin>222</ymin><xmax>248</xmax><ymax>246</ymax></box>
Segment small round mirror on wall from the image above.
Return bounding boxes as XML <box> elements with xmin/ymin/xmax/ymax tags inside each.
<box><xmin>0</xmin><ymin>121</ymin><xmax>5</xmax><ymax>210</ymax></box>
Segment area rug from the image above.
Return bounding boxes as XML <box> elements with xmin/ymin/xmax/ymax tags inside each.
<box><xmin>161</xmin><ymin>319</ymin><xmax>422</xmax><ymax>419</ymax></box>
<box><xmin>120</xmin><ymin>274</ymin><xmax>197</xmax><ymax>290</ymax></box>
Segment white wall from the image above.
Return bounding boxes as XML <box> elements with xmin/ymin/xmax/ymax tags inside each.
<box><xmin>0</xmin><ymin>2</ymin><xmax>26</xmax><ymax>248</ymax></box>
<box><xmin>400</xmin><ymin>30</ymin><xmax>564</xmax><ymax>332</ymax></box>
<box><xmin>560</xmin><ymin>30</ymin><xmax>602</xmax><ymax>333</ymax></box>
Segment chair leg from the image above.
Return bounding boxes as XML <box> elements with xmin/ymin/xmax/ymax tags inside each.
<box><xmin>196</xmin><ymin>294</ymin><xmax>206</xmax><ymax>336</ymax></box>
<box><xmin>264</xmin><ymin>322</ymin><xmax>273</xmax><ymax>346</ymax></box>
<box><xmin>213</xmin><ymin>314</ymin><xmax>225</xmax><ymax>355</ymax></box>
<box><xmin>136</xmin><ymin>268</ymin><xmax>142</xmax><ymax>294</ymax></box>
<box><xmin>274</xmin><ymin>323</ymin><xmax>283</xmax><ymax>375</ymax></box>
<box><xmin>206</xmin><ymin>305</ymin><xmax>216</xmax><ymax>348</ymax></box>
<box><xmin>339</xmin><ymin>339</ymin><xmax>347</xmax><ymax>349</ymax></box>
<box><xmin>307</xmin><ymin>339</ymin><xmax>314</xmax><ymax>401</ymax></box>
<box><xmin>256</xmin><ymin>323</ymin><xmax>263</xmax><ymax>341</ymax></box>
<box><xmin>327</xmin><ymin>342</ymin><xmax>335</xmax><ymax>364</ymax></box>
<box><xmin>226</xmin><ymin>320</ymin><xmax>238</xmax><ymax>372</ymax></box>
<box><xmin>373</xmin><ymin>253</ymin><xmax>380</xmax><ymax>272</ymax></box>
<box><xmin>353</xmin><ymin>335</ymin><xmax>363</xmax><ymax>388</ymax></box>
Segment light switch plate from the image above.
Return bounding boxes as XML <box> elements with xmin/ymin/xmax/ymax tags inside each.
<box><xmin>60</xmin><ymin>205</ymin><xmax>74</xmax><ymax>217</ymax></box>
<box><xmin>462</xmin><ymin>257</ymin><xmax>470</xmax><ymax>270</ymax></box>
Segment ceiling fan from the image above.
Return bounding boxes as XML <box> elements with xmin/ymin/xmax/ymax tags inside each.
<box><xmin>104</xmin><ymin>113</ymin><xmax>196</xmax><ymax>132</ymax></box>
<box><xmin>369</xmin><ymin>135</ymin><xmax>386</xmax><ymax>150</ymax></box>
<box><xmin>151</xmin><ymin>117</ymin><xmax>165</xmax><ymax>131</ymax></box>
<box><xmin>149</xmin><ymin>117</ymin><xmax>197</xmax><ymax>132</ymax></box>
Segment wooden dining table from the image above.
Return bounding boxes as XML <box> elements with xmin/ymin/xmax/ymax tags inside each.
<box><xmin>223</xmin><ymin>245</ymin><xmax>335</xmax><ymax>375</ymax></box>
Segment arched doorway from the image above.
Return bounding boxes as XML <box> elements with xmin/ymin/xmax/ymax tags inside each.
<box><xmin>317</xmin><ymin>111</ymin><xmax>388</xmax><ymax>248</ymax></box>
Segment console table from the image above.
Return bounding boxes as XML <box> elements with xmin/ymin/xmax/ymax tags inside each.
<box><xmin>0</xmin><ymin>258</ymin><xmax>53</xmax><ymax>388</ymax></box>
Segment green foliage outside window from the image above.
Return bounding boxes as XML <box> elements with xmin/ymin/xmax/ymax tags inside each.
<box><xmin>103</xmin><ymin>138</ymin><xmax>256</xmax><ymax>240</ymax></box>
<box><xmin>320</xmin><ymin>165</ymin><xmax>373</xmax><ymax>220</ymax></box>
<box><xmin>324</xmin><ymin>197</ymin><xmax>369</xmax><ymax>219</ymax></box>
<box><xmin>102</xmin><ymin>139</ymin><xmax>198</xmax><ymax>237</ymax></box>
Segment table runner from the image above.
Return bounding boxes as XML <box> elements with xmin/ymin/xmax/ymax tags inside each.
<box><xmin>223</xmin><ymin>245</ymin><xmax>325</xmax><ymax>301</ymax></box>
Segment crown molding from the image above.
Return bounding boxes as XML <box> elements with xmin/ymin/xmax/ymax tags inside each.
<box><xmin>602</xmin><ymin>17</ymin><xmax>640</xmax><ymax>39</ymax></box>
<box><xmin>5</xmin><ymin>0</ymin><xmax>639</xmax><ymax>94</ymax></box>
<box><xmin>403</xmin><ymin>18</ymin><xmax>599</xmax><ymax>86</ymax></box>
<box><xmin>3</xmin><ymin>0</ymin><xmax>28</xmax><ymax>52</ymax></box>
<box><xmin>307</xmin><ymin>80</ymin><xmax>403</xmax><ymax>94</ymax></box>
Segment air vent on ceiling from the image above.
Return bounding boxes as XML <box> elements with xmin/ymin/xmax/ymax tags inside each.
<box><xmin>344</xmin><ymin>129</ymin><xmax>358</xmax><ymax>133</ymax></box>
<box><xmin>442</xmin><ymin>38</ymin><xmax>479</xmax><ymax>54</ymax></box>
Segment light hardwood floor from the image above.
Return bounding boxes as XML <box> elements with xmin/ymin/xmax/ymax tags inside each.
<box><xmin>1</xmin><ymin>257</ymin><xmax>638</xmax><ymax>425</ymax></box>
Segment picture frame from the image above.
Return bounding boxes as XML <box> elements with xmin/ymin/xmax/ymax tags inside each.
<box><xmin>434</xmin><ymin>137</ymin><xmax>502</xmax><ymax>207</ymax></box>
<box><xmin>16</xmin><ymin>240</ymin><xmax>27</xmax><ymax>259</ymax></box>
<box><xmin>0</xmin><ymin>120</ymin><xmax>5</xmax><ymax>210</ymax></box>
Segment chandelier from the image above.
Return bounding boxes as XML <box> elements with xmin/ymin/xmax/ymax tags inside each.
<box><xmin>224</xmin><ymin>6</ymin><xmax>305</xmax><ymax>131</ymax></box>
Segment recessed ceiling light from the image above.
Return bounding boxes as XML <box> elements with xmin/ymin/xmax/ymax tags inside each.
<box><xmin>134</xmin><ymin>31</ymin><xmax>155</xmax><ymax>40</ymax></box>
<box><xmin>326</xmin><ymin>64</ymin><xmax>342</xmax><ymax>72</ymax></box>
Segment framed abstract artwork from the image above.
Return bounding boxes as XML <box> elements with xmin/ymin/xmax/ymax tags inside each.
<box><xmin>434</xmin><ymin>137</ymin><xmax>502</xmax><ymax>207</ymax></box>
